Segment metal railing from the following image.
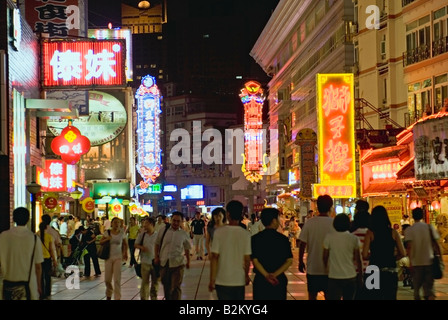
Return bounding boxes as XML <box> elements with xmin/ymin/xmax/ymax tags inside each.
<box><xmin>433</xmin><ymin>36</ymin><xmax>448</xmax><ymax>57</ymax></box>
<box><xmin>402</xmin><ymin>0</ymin><xmax>415</xmax><ymax>7</ymax></box>
<box><xmin>403</xmin><ymin>44</ymin><xmax>431</xmax><ymax>67</ymax></box>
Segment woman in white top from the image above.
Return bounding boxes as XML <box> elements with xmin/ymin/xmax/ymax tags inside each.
<box><xmin>99</xmin><ymin>217</ymin><xmax>128</xmax><ymax>300</ymax></box>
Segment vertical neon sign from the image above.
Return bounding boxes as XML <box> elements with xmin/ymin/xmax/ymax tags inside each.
<box><xmin>313</xmin><ymin>74</ymin><xmax>356</xmax><ymax>198</ymax></box>
<box><xmin>240</xmin><ymin>81</ymin><xmax>265</xmax><ymax>183</ymax></box>
<box><xmin>135</xmin><ymin>75</ymin><xmax>162</xmax><ymax>184</ymax></box>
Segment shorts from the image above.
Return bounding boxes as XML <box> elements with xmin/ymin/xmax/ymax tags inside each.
<box><xmin>306</xmin><ymin>274</ymin><xmax>329</xmax><ymax>295</ymax></box>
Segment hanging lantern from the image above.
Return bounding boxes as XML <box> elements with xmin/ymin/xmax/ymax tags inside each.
<box><xmin>51</xmin><ymin>121</ymin><xmax>91</xmax><ymax>164</ymax></box>
<box><xmin>410</xmin><ymin>200</ymin><xmax>418</xmax><ymax>210</ymax></box>
<box><xmin>432</xmin><ymin>200</ymin><xmax>441</xmax><ymax>210</ymax></box>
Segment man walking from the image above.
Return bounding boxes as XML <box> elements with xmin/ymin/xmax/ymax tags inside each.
<box><xmin>154</xmin><ymin>211</ymin><xmax>191</xmax><ymax>300</ymax></box>
<box><xmin>404</xmin><ymin>207</ymin><xmax>440</xmax><ymax>300</ymax></box>
<box><xmin>0</xmin><ymin>207</ymin><xmax>44</xmax><ymax>300</ymax></box>
<box><xmin>190</xmin><ymin>211</ymin><xmax>206</xmax><ymax>260</ymax></box>
<box><xmin>251</xmin><ymin>208</ymin><xmax>293</xmax><ymax>300</ymax></box>
<box><xmin>298</xmin><ymin>194</ymin><xmax>335</xmax><ymax>300</ymax></box>
<box><xmin>208</xmin><ymin>200</ymin><xmax>251</xmax><ymax>300</ymax></box>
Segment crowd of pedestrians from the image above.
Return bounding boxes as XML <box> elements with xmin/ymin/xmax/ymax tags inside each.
<box><xmin>0</xmin><ymin>194</ymin><xmax>444</xmax><ymax>301</ymax></box>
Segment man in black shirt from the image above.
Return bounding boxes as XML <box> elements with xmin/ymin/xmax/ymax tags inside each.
<box><xmin>80</xmin><ymin>226</ymin><xmax>101</xmax><ymax>277</ymax></box>
<box><xmin>251</xmin><ymin>208</ymin><xmax>293</xmax><ymax>300</ymax></box>
<box><xmin>190</xmin><ymin>212</ymin><xmax>206</xmax><ymax>260</ymax></box>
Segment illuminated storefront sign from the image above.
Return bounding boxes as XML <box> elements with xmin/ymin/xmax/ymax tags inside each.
<box><xmin>91</xmin><ymin>182</ymin><xmax>130</xmax><ymax>199</ymax></box>
<box><xmin>314</xmin><ymin>74</ymin><xmax>356</xmax><ymax>198</ymax></box>
<box><xmin>47</xmin><ymin>91</ymin><xmax>127</xmax><ymax>146</ymax></box>
<box><xmin>45</xmin><ymin>160</ymin><xmax>67</xmax><ymax>192</ymax></box>
<box><xmin>42</xmin><ymin>39</ymin><xmax>126</xmax><ymax>88</ymax></box>
<box><xmin>240</xmin><ymin>81</ymin><xmax>265</xmax><ymax>183</ymax></box>
<box><xmin>135</xmin><ymin>75</ymin><xmax>162</xmax><ymax>184</ymax></box>
<box><xmin>51</xmin><ymin>121</ymin><xmax>91</xmax><ymax>164</ymax></box>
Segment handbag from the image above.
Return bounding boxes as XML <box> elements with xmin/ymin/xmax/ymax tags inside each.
<box><xmin>135</xmin><ymin>232</ymin><xmax>145</xmax><ymax>278</ymax></box>
<box><xmin>98</xmin><ymin>230</ymin><xmax>111</xmax><ymax>260</ymax></box>
<box><xmin>3</xmin><ymin>235</ymin><xmax>36</xmax><ymax>300</ymax></box>
<box><xmin>429</xmin><ymin>225</ymin><xmax>444</xmax><ymax>280</ymax></box>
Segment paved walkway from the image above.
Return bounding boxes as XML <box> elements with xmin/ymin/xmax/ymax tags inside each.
<box><xmin>45</xmin><ymin>250</ymin><xmax>448</xmax><ymax>301</ymax></box>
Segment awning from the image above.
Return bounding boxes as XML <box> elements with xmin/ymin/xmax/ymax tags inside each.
<box><xmin>362</xmin><ymin>145</ymin><xmax>408</xmax><ymax>163</ymax></box>
<box><xmin>396</xmin><ymin>157</ymin><xmax>415</xmax><ymax>181</ymax></box>
<box><xmin>363</xmin><ymin>181</ymin><xmax>406</xmax><ymax>196</ymax></box>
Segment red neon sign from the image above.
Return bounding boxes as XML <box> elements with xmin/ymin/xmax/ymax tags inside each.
<box><xmin>42</xmin><ymin>39</ymin><xmax>126</xmax><ymax>88</ymax></box>
<box><xmin>315</xmin><ymin>74</ymin><xmax>356</xmax><ymax>198</ymax></box>
<box><xmin>46</xmin><ymin>160</ymin><xmax>67</xmax><ymax>192</ymax></box>
<box><xmin>51</xmin><ymin>122</ymin><xmax>91</xmax><ymax>164</ymax></box>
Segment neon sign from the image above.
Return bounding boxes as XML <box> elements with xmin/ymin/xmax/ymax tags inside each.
<box><xmin>135</xmin><ymin>75</ymin><xmax>162</xmax><ymax>184</ymax></box>
<box><xmin>314</xmin><ymin>74</ymin><xmax>356</xmax><ymax>198</ymax></box>
<box><xmin>240</xmin><ymin>81</ymin><xmax>265</xmax><ymax>183</ymax></box>
<box><xmin>42</xmin><ymin>39</ymin><xmax>126</xmax><ymax>88</ymax></box>
<box><xmin>45</xmin><ymin>160</ymin><xmax>67</xmax><ymax>192</ymax></box>
<box><xmin>51</xmin><ymin>121</ymin><xmax>91</xmax><ymax>164</ymax></box>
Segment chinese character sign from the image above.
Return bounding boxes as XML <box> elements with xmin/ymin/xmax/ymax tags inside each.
<box><xmin>413</xmin><ymin>114</ymin><xmax>448</xmax><ymax>180</ymax></box>
<box><xmin>314</xmin><ymin>74</ymin><xmax>356</xmax><ymax>198</ymax></box>
<box><xmin>51</xmin><ymin>122</ymin><xmax>91</xmax><ymax>164</ymax></box>
<box><xmin>42</xmin><ymin>40</ymin><xmax>126</xmax><ymax>88</ymax></box>
<box><xmin>135</xmin><ymin>75</ymin><xmax>162</xmax><ymax>184</ymax></box>
<box><xmin>45</xmin><ymin>160</ymin><xmax>67</xmax><ymax>192</ymax></box>
<box><xmin>25</xmin><ymin>0</ymin><xmax>80</xmax><ymax>38</ymax></box>
<box><xmin>240</xmin><ymin>81</ymin><xmax>265</xmax><ymax>183</ymax></box>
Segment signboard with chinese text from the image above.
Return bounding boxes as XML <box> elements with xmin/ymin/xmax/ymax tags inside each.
<box><xmin>135</xmin><ymin>75</ymin><xmax>162</xmax><ymax>184</ymax></box>
<box><xmin>24</xmin><ymin>0</ymin><xmax>81</xmax><ymax>38</ymax></box>
<box><xmin>51</xmin><ymin>122</ymin><xmax>91</xmax><ymax>164</ymax></box>
<box><xmin>314</xmin><ymin>74</ymin><xmax>356</xmax><ymax>198</ymax></box>
<box><xmin>240</xmin><ymin>81</ymin><xmax>265</xmax><ymax>183</ymax></box>
<box><xmin>413</xmin><ymin>114</ymin><xmax>448</xmax><ymax>180</ymax></box>
<box><xmin>42</xmin><ymin>39</ymin><xmax>126</xmax><ymax>88</ymax></box>
<box><xmin>45</xmin><ymin>160</ymin><xmax>67</xmax><ymax>192</ymax></box>
<box><xmin>371</xmin><ymin>197</ymin><xmax>403</xmax><ymax>229</ymax></box>
<box><xmin>296</xmin><ymin>128</ymin><xmax>317</xmax><ymax>199</ymax></box>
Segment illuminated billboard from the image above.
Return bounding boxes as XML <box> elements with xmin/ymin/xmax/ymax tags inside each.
<box><xmin>181</xmin><ymin>185</ymin><xmax>204</xmax><ymax>200</ymax></box>
<box><xmin>314</xmin><ymin>74</ymin><xmax>356</xmax><ymax>198</ymax></box>
<box><xmin>135</xmin><ymin>75</ymin><xmax>162</xmax><ymax>184</ymax></box>
<box><xmin>42</xmin><ymin>39</ymin><xmax>126</xmax><ymax>88</ymax></box>
<box><xmin>240</xmin><ymin>81</ymin><xmax>265</xmax><ymax>183</ymax></box>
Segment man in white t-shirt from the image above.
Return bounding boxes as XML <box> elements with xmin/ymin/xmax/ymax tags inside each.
<box><xmin>0</xmin><ymin>207</ymin><xmax>44</xmax><ymax>300</ymax></box>
<box><xmin>404</xmin><ymin>207</ymin><xmax>440</xmax><ymax>300</ymax></box>
<box><xmin>209</xmin><ymin>200</ymin><xmax>251</xmax><ymax>300</ymax></box>
<box><xmin>298</xmin><ymin>194</ymin><xmax>335</xmax><ymax>300</ymax></box>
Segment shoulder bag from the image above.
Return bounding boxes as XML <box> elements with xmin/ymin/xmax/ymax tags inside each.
<box><xmin>152</xmin><ymin>224</ymin><xmax>170</xmax><ymax>278</ymax></box>
<box><xmin>135</xmin><ymin>232</ymin><xmax>145</xmax><ymax>278</ymax></box>
<box><xmin>3</xmin><ymin>235</ymin><xmax>36</xmax><ymax>300</ymax></box>
<box><xmin>429</xmin><ymin>225</ymin><xmax>444</xmax><ymax>280</ymax></box>
<box><xmin>98</xmin><ymin>230</ymin><xmax>111</xmax><ymax>260</ymax></box>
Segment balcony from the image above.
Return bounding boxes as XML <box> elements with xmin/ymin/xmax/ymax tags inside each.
<box><xmin>403</xmin><ymin>44</ymin><xmax>431</xmax><ymax>67</ymax></box>
<box><xmin>433</xmin><ymin>36</ymin><xmax>448</xmax><ymax>57</ymax></box>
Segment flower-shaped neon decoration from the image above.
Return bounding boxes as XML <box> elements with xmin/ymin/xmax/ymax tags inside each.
<box><xmin>51</xmin><ymin>123</ymin><xmax>91</xmax><ymax>164</ymax></box>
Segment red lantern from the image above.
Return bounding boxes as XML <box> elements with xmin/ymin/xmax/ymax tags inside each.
<box><xmin>432</xmin><ymin>201</ymin><xmax>441</xmax><ymax>210</ymax></box>
<box><xmin>410</xmin><ymin>200</ymin><xmax>418</xmax><ymax>210</ymax></box>
<box><xmin>51</xmin><ymin>123</ymin><xmax>91</xmax><ymax>164</ymax></box>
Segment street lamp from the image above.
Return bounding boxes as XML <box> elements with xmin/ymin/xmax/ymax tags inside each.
<box><xmin>26</xmin><ymin>181</ymin><xmax>41</xmax><ymax>232</ymax></box>
<box><xmin>70</xmin><ymin>190</ymin><xmax>83</xmax><ymax>220</ymax></box>
<box><xmin>122</xmin><ymin>199</ymin><xmax>130</xmax><ymax>226</ymax></box>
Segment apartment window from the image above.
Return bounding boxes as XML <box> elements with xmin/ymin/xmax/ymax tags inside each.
<box><xmin>210</xmin><ymin>192</ymin><xmax>217</xmax><ymax>198</ymax></box>
<box><xmin>380</xmin><ymin>34</ymin><xmax>386</xmax><ymax>60</ymax></box>
<box><xmin>151</xmin><ymin>64</ymin><xmax>157</xmax><ymax>68</ymax></box>
<box><xmin>435</xmin><ymin>73</ymin><xmax>448</xmax><ymax>113</ymax></box>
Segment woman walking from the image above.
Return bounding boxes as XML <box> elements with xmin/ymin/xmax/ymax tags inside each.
<box><xmin>100</xmin><ymin>217</ymin><xmax>128</xmax><ymax>300</ymax></box>
<box><xmin>362</xmin><ymin>205</ymin><xmax>406</xmax><ymax>300</ymax></box>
